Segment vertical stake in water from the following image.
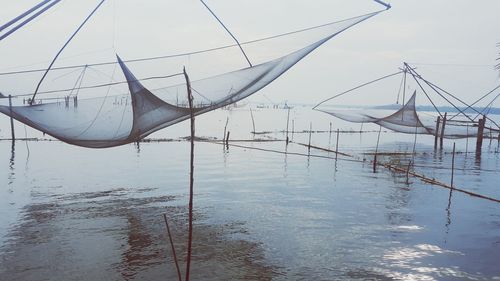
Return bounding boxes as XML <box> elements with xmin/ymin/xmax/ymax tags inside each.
<box><xmin>465</xmin><ymin>123</ymin><xmax>469</xmax><ymax>154</ymax></box>
<box><xmin>249</xmin><ymin>107</ymin><xmax>256</xmax><ymax>135</ymax></box>
<box><xmin>451</xmin><ymin>142</ymin><xmax>456</xmax><ymax>188</ymax></box>
<box><xmin>223</xmin><ymin>117</ymin><xmax>229</xmax><ymax>142</ymax></box>
<box><xmin>335</xmin><ymin>129</ymin><xmax>340</xmax><ymax>161</ymax></box>
<box><xmin>291</xmin><ymin>120</ymin><xmax>295</xmax><ymax>141</ymax></box>
<box><xmin>8</xmin><ymin>95</ymin><xmax>15</xmax><ymax>141</ymax></box>
<box><xmin>405</xmin><ymin>160</ymin><xmax>412</xmax><ymax>184</ymax></box>
<box><xmin>329</xmin><ymin>122</ymin><xmax>332</xmax><ymax>139</ymax></box>
<box><xmin>373</xmin><ymin>126</ymin><xmax>381</xmax><ymax>173</ymax></box>
<box><xmin>163</xmin><ymin>214</ymin><xmax>182</xmax><ymax>281</ymax></box>
<box><xmin>183</xmin><ymin>67</ymin><xmax>195</xmax><ymax>281</ymax></box>
<box><xmin>308</xmin><ymin>122</ymin><xmax>312</xmax><ymax>154</ymax></box>
<box><xmin>440</xmin><ymin>112</ymin><xmax>447</xmax><ymax>149</ymax></box>
<box><xmin>476</xmin><ymin>116</ymin><xmax>485</xmax><ymax>154</ymax></box>
<box><xmin>285</xmin><ymin>108</ymin><xmax>290</xmax><ymax>144</ymax></box>
<box><xmin>434</xmin><ymin>116</ymin><xmax>440</xmax><ymax>149</ymax></box>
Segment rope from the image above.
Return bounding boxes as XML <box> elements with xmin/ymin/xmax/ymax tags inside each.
<box><xmin>312</xmin><ymin>70</ymin><xmax>402</xmax><ymax>109</ymax></box>
<box><xmin>10</xmin><ymin>73</ymin><xmax>183</xmax><ymax>97</ymax></box>
<box><xmin>199</xmin><ymin>0</ymin><xmax>252</xmax><ymax>67</ymax></box>
<box><xmin>0</xmin><ymin>11</ymin><xmax>382</xmax><ymax>76</ymax></box>
<box><xmin>404</xmin><ymin>64</ymin><xmax>443</xmax><ymax>118</ymax></box>
<box><xmin>30</xmin><ymin>0</ymin><xmax>107</xmax><ymax>104</ymax></box>
<box><xmin>0</xmin><ymin>0</ymin><xmax>62</xmax><ymax>41</ymax></box>
<box><xmin>449</xmin><ymin>84</ymin><xmax>500</xmax><ymax>120</ymax></box>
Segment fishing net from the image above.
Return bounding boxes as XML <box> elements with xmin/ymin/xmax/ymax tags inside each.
<box><xmin>0</xmin><ymin>10</ymin><xmax>382</xmax><ymax>148</ymax></box>
<box><xmin>318</xmin><ymin>92</ymin><xmax>498</xmax><ymax>139</ymax></box>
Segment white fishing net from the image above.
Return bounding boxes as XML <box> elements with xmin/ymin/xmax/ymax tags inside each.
<box><xmin>0</xmin><ymin>11</ymin><xmax>381</xmax><ymax>148</ymax></box>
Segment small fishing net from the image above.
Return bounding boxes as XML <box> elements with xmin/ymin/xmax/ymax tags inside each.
<box><xmin>315</xmin><ymin>68</ymin><xmax>500</xmax><ymax>139</ymax></box>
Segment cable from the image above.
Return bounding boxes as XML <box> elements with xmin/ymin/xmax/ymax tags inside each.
<box><xmin>0</xmin><ymin>10</ymin><xmax>382</xmax><ymax>77</ymax></box>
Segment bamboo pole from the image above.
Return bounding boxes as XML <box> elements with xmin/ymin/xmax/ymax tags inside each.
<box><xmin>285</xmin><ymin>108</ymin><xmax>290</xmax><ymax>144</ymax></box>
<box><xmin>183</xmin><ymin>67</ymin><xmax>195</xmax><ymax>281</ymax></box>
<box><xmin>223</xmin><ymin>117</ymin><xmax>228</xmax><ymax>141</ymax></box>
<box><xmin>476</xmin><ymin>116</ymin><xmax>485</xmax><ymax>153</ymax></box>
<box><xmin>249</xmin><ymin>107</ymin><xmax>256</xmax><ymax>134</ymax></box>
<box><xmin>8</xmin><ymin>95</ymin><xmax>15</xmax><ymax>141</ymax></box>
<box><xmin>451</xmin><ymin>142</ymin><xmax>456</xmax><ymax>188</ymax></box>
<box><xmin>308</xmin><ymin>122</ymin><xmax>312</xmax><ymax>153</ymax></box>
<box><xmin>465</xmin><ymin>123</ymin><xmax>469</xmax><ymax>154</ymax></box>
<box><xmin>434</xmin><ymin>116</ymin><xmax>440</xmax><ymax>149</ymax></box>
<box><xmin>163</xmin><ymin>214</ymin><xmax>182</xmax><ymax>281</ymax></box>
<box><xmin>405</xmin><ymin>160</ymin><xmax>412</xmax><ymax>184</ymax></box>
<box><xmin>335</xmin><ymin>129</ymin><xmax>340</xmax><ymax>161</ymax></box>
<box><xmin>373</xmin><ymin>126</ymin><xmax>381</xmax><ymax>172</ymax></box>
<box><xmin>440</xmin><ymin>112</ymin><xmax>447</xmax><ymax>149</ymax></box>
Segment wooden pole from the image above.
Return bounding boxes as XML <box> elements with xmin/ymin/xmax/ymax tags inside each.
<box><xmin>434</xmin><ymin>116</ymin><xmax>440</xmax><ymax>149</ymax></box>
<box><xmin>183</xmin><ymin>67</ymin><xmax>195</xmax><ymax>281</ymax></box>
<box><xmin>163</xmin><ymin>214</ymin><xmax>182</xmax><ymax>281</ymax></box>
<box><xmin>308</xmin><ymin>122</ymin><xmax>312</xmax><ymax>153</ymax></box>
<box><xmin>225</xmin><ymin>131</ymin><xmax>230</xmax><ymax>149</ymax></box>
<box><xmin>329</xmin><ymin>122</ymin><xmax>332</xmax><ymax>139</ymax></box>
<box><xmin>223</xmin><ymin>117</ymin><xmax>228</xmax><ymax>141</ymax></box>
<box><xmin>451</xmin><ymin>142</ymin><xmax>456</xmax><ymax>188</ymax></box>
<box><xmin>476</xmin><ymin>116</ymin><xmax>485</xmax><ymax>153</ymax></box>
<box><xmin>335</xmin><ymin>129</ymin><xmax>340</xmax><ymax>161</ymax></box>
<box><xmin>373</xmin><ymin>126</ymin><xmax>382</xmax><ymax>172</ymax></box>
<box><xmin>291</xmin><ymin>120</ymin><xmax>295</xmax><ymax>141</ymax></box>
<box><xmin>405</xmin><ymin>160</ymin><xmax>412</xmax><ymax>184</ymax></box>
<box><xmin>8</xmin><ymin>95</ymin><xmax>15</xmax><ymax>141</ymax></box>
<box><xmin>440</xmin><ymin>112</ymin><xmax>447</xmax><ymax>149</ymax></box>
<box><xmin>285</xmin><ymin>108</ymin><xmax>290</xmax><ymax>144</ymax></box>
<box><xmin>249</xmin><ymin>107</ymin><xmax>256</xmax><ymax>134</ymax></box>
<box><xmin>465</xmin><ymin>123</ymin><xmax>469</xmax><ymax>154</ymax></box>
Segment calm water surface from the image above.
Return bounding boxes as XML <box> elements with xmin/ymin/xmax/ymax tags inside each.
<box><xmin>0</xmin><ymin>107</ymin><xmax>499</xmax><ymax>280</ymax></box>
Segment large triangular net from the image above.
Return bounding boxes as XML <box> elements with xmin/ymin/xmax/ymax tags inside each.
<box><xmin>1</xmin><ymin>10</ymin><xmax>381</xmax><ymax>148</ymax></box>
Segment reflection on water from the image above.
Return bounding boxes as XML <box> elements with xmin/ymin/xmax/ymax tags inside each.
<box><xmin>0</xmin><ymin>188</ymin><xmax>278</xmax><ymax>281</ymax></box>
<box><xmin>0</xmin><ymin>108</ymin><xmax>499</xmax><ymax>280</ymax></box>
<box><xmin>8</xmin><ymin>141</ymin><xmax>15</xmax><ymax>187</ymax></box>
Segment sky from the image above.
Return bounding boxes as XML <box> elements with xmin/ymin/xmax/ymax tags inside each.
<box><xmin>0</xmin><ymin>0</ymin><xmax>499</xmax><ymax>107</ymax></box>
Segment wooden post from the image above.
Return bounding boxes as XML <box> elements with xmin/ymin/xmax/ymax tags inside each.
<box><xmin>163</xmin><ymin>214</ymin><xmax>182</xmax><ymax>281</ymax></box>
<box><xmin>249</xmin><ymin>107</ymin><xmax>256</xmax><ymax>134</ymax></box>
<box><xmin>225</xmin><ymin>131</ymin><xmax>230</xmax><ymax>149</ymax></box>
<box><xmin>291</xmin><ymin>120</ymin><xmax>295</xmax><ymax>141</ymax></box>
<box><xmin>440</xmin><ymin>113</ymin><xmax>447</xmax><ymax>149</ymax></box>
<box><xmin>465</xmin><ymin>123</ymin><xmax>469</xmax><ymax>154</ymax></box>
<box><xmin>405</xmin><ymin>160</ymin><xmax>412</xmax><ymax>184</ymax></box>
<box><xmin>373</xmin><ymin>126</ymin><xmax>382</xmax><ymax>172</ymax></box>
<box><xmin>183</xmin><ymin>67</ymin><xmax>195</xmax><ymax>281</ymax></box>
<box><xmin>223</xmin><ymin>117</ymin><xmax>228</xmax><ymax>141</ymax></box>
<box><xmin>308</xmin><ymin>122</ymin><xmax>312</xmax><ymax>153</ymax></box>
<box><xmin>285</xmin><ymin>108</ymin><xmax>290</xmax><ymax>144</ymax></box>
<box><xmin>8</xmin><ymin>95</ymin><xmax>15</xmax><ymax>141</ymax></box>
<box><xmin>497</xmin><ymin>132</ymin><xmax>500</xmax><ymax>149</ymax></box>
<box><xmin>335</xmin><ymin>129</ymin><xmax>340</xmax><ymax>161</ymax></box>
<box><xmin>434</xmin><ymin>116</ymin><xmax>440</xmax><ymax>149</ymax></box>
<box><xmin>451</xmin><ymin>142</ymin><xmax>456</xmax><ymax>188</ymax></box>
<box><xmin>476</xmin><ymin>116</ymin><xmax>485</xmax><ymax>153</ymax></box>
<box><xmin>329</xmin><ymin>122</ymin><xmax>332</xmax><ymax>139</ymax></box>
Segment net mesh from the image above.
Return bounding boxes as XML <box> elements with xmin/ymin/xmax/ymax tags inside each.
<box><xmin>0</xmin><ymin>11</ymin><xmax>380</xmax><ymax>148</ymax></box>
<box><xmin>319</xmin><ymin>92</ymin><xmax>497</xmax><ymax>139</ymax></box>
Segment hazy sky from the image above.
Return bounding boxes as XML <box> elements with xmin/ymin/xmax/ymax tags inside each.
<box><xmin>1</xmin><ymin>0</ymin><xmax>499</xmax><ymax>107</ymax></box>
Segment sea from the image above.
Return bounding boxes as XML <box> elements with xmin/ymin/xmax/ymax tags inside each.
<box><xmin>0</xmin><ymin>106</ymin><xmax>499</xmax><ymax>281</ymax></box>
